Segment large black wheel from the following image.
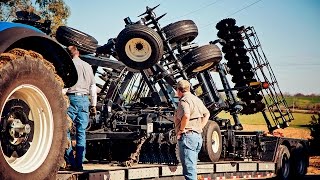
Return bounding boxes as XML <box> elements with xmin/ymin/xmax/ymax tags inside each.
<box><xmin>180</xmin><ymin>44</ymin><xmax>222</xmax><ymax>75</ymax></box>
<box><xmin>216</xmin><ymin>18</ymin><xmax>236</xmax><ymax>31</ymax></box>
<box><xmin>276</xmin><ymin>145</ymin><xmax>291</xmax><ymax>180</ymax></box>
<box><xmin>56</xmin><ymin>26</ymin><xmax>98</xmax><ymax>54</ymax></box>
<box><xmin>0</xmin><ymin>49</ymin><xmax>68</xmax><ymax>179</ymax></box>
<box><xmin>290</xmin><ymin>142</ymin><xmax>308</xmax><ymax>179</ymax></box>
<box><xmin>199</xmin><ymin>121</ymin><xmax>222</xmax><ymax>162</ymax></box>
<box><xmin>162</xmin><ymin>20</ymin><xmax>198</xmax><ymax>46</ymax></box>
<box><xmin>115</xmin><ymin>24</ymin><xmax>163</xmax><ymax>70</ymax></box>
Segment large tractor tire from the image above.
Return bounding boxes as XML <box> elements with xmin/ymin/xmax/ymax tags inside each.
<box><xmin>115</xmin><ymin>24</ymin><xmax>163</xmax><ymax>70</ymax></box>
<box><xmin>0</xmin><ymin>49</ymin><xmax>68</xmax><ymax>180</ymax></box>
<box><xmin>199</xmin><ymin>121</ymin><xmax>222</xmax><ymax>162</ymax></box>
<box><xmin>180</xmin><ymin>44</ymin><xmax>222</xmax><ymax>75</ymax></box>
<box><xmin>56</xmin><ymin>26</ymin><xmax>98</xmax><ymax>54</ymax></box>
<box><xmin>162</xmin><ymin>20</ymin><xmax>198</xmax><ymax>47</ymax></box>
<box><xmin>276</xmin><ymin>145</ymin><xmax>291</xmax><ymax>180</ymax></box>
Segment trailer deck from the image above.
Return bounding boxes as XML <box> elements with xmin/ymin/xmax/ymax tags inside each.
<box><xmin>57</xmin><ymin>161</ymin><xmax>276</xmax><ymax>180</ymax></box>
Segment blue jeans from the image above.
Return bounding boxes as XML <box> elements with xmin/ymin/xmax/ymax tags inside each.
<box><xmin>178</xmin><ymin>132</ymin><xmax>202</xmax><ymax>180</ymax></box>
<box><xmin>64</xmin><ymin>95</ymin><xmax>89</xmax><ymax>169</ymax></box>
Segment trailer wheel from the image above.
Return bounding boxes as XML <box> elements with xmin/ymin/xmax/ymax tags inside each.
<box><xmin>180</xmin><ymin>44</ymin><xmax>222</xmax><ymax>75</ymax></box>
<box><xmin>199</xmin><ymin>121</ymin><xmax>222</xmax><ymax>162</ymax></box>
<box><xmin>115</xmin><ymin>24</ymin><xmax>163</xmax><ymax>70</ymax></box>
<box><xmin>162</xmin><ymin>20</ymin><xmax>198</xmax><ymax>47</ymax></box>
<box><xmin>56</xmin><ymin>26</ymin><xmax>98</xmax><ymax>54</ymax></box>
<box><xmin>0</xmin><ymin>50</ymin><xmax>67</xmax><ymax>179</ymax></box>
<box><xmin>276</xmin><ymin>145</ymin><xmax>291</xmax><ymax>180</ymax></box>
<box><xmin>290</xmin><ymin>143</ymin><xmax>308</xmax><ymax>178</ymax></box>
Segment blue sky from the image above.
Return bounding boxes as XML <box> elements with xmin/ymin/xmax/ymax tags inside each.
<box><xmin>65</xmin><ymin>0</ymin><xmax>319</xmax><ymax>95</ymax></box>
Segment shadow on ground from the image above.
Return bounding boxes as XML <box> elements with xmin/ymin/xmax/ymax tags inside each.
<box><xmin>303</xmin><ymin>175</ymin><xmax>320</xmax><ymax>179</ymax></box>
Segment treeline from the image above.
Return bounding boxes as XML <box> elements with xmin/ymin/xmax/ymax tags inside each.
<box><xmin>283</xmin><ymin>92</ymin><xmax>320</xmax><ymax>97</ymax></box>
<box><xmin>283</xmin><ymin>94</ymin><xmax>320</xmax><ymax>111</ymax></box>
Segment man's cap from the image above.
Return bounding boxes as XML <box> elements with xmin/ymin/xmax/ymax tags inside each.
<box><xmin>176</xmin><ymin>80</ymin><xmax>191</xmax><ymax>90</ymax></box>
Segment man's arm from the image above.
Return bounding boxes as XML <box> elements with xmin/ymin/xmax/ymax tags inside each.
<box><xmin>201</xmin><ymin>111</ymin><xmax>210</xmax><ymax>129</ymax></box>
<box><xmin>89</xmin><ymin>84</ymin><xmax>97</xmax><ymax>107</ymax></box>
<box><xmin>89</xmin><ymin>67</ymin><xmax>97</xmax><ymax>116</ymax></box>
<box><xmin>89</xmin><ymin>66</ymin><xmax>97</xmax><ymax>107</ymax></box>
<box><xmin>201</xmin><ymin>104</ymin><xmax>210</xmax><ymax>128</ymax></box>
<box><xmin>179</xmin><ymin>100</ymin><xmax>190</xmax><ymax>131</ymax></box>
<box><xmin>179</xmin><ymin>113</ymin><xmax>190</xmax><ymax>131</ymax></box>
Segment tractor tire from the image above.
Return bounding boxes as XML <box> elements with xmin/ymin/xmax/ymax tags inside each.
<box><xmin>0</xmin><ymin>49</ymin><xmax>68</xmax><ymax>180</ymax></box>
<box><xmin>290</xmin><ymin>142</ymin><xmax>308</xmax><ymax>179</ymax></box>
<box><xmin>162</xmin><ymin>20</ymin><xmax>198</xmax><ymax>46</ymax></box>
<box><xmin>115</xmin><ymin>24</ymin><xmax>163</xmax><ymax>70</ymax></box>
<box><xmin>276</xmin><ymin>145</ymin><xmax>291</xmax><ymax>180</ymax></box>
<box><xmin>180</xmin><ymin>44</ymin><xmax>222</xmax><ymax>75</ymax></box>
<box><xmin>56</xmin><ymin>26</ymin><xmax>98</xmax><ymax>54</ymax></box>
<box><xmin>199</xmin><ymin>121</ymin><xmax>222</xmax><ymax>162</ymax></box>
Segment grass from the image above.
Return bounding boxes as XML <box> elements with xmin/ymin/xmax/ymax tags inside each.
<box><xmin>216</xmin><ymin>111</ymin><xmax>315</xmax><ymax>128</ymax></box>
<box><xmin>284</xmin><ymin>96</ymin><xmax>320</xmax><ymax>110</ymax></box>
<box><xmin>285</xmin><ymin>96</ymin><xmax>320</xmax><ymax>105</ymax></box>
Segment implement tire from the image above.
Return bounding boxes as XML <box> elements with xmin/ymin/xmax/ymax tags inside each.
<box><xmin>163</xmin><ymin>20</ymin><xmax>198</xmax><ymax>46</ymax></box>
<box><xmin>116</xmin><ymin>24</ymin><xmax>163</xmax><ymax>70</ymax></box>
<box><xmin>199</xmin><ymin>121</ymin><xmax>222</xmax><ymax>162</ymax></box>
<box><xmin>180</xmin><ymin>44</ymin><xmax>222</xmax><ymax>75</ymax></box>
<box><xmin>56</xmin><ymin>26</ymin><xmax>98</xmax><ymax>54</ymax></box>
<box><xmin>0</xmin><ymin>49</ymin><xmax>67</xmax><ymax>180</ymax></box>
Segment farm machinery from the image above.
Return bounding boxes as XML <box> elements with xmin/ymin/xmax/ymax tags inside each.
<box><xmin>0</xmin><ymin>5</ymin><xmax>308</xmax><ymax>180</ymax></box>
<box><xmin>54</xmin><ymin>5</ymin><xmax>306</xmax><ymax>179</ymax></box>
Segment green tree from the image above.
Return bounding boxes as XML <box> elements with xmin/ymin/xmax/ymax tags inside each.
<box><xmin>0</xmin><ymin>0</ymin><xmax>70</xmax><ymax>34</ymax></box>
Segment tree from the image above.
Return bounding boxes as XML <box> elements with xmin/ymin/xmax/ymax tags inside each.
<box><xmin>0</xmin><ymin>0</ymin><xmax>70</xmax><ymax>34</ymax></box>
<box><xmin>309</xmin><ymin>113</ymin><xmax>320</xmax><ymax>154</ymax></box>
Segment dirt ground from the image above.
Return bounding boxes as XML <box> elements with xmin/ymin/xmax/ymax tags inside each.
<box><xmin>243</xmin><ymin>125</ymin><xmax>320</xmax><ymax>175</ymax></box>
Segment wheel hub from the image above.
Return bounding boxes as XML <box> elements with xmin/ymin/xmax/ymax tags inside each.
<box><xmin>1</xmin><ymin>100</ymin><xmax>32</xmax><ymax>157</ymax></box>
<box><xmin>7</xmin><ymin>117</ymin><xmax>31</xmax><ymax>145</ymax></box>
<box><xmin>125</xmin><ymin>38</ymin><xmax>152</xmax><ymax>62</ymax></box>
<box><xmin>211</xmin><ymin>131</ymin><xmax>220</xmax><ymax>153</ymax></box>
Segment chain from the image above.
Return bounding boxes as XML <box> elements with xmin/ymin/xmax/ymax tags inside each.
<box><xmin>123</xmin><ymin>136</ymin><xmax>147</xmax><ymax>167</ymax></box>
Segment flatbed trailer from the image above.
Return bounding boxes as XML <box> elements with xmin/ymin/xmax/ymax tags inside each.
<box><xmin>58</xmin><ymin>133</ymin><xmax>309</xmax><ymax>180</ymax></box>
<box><xmin>57</xmin><ymin>161</ymin><xmax>276</xmax><ymax>180</ymax></box>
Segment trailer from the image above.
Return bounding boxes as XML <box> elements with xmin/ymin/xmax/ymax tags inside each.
<box><xmin>57</xmin><ymin>132</ymin><xmax>308</xmax><ymax>180</ymax></box>
<box><xmin>57</xmin><ymin>161</ymin><xmax>277</xmax><ymax>180</ymax></box>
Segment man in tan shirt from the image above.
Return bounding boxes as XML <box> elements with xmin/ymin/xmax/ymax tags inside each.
<box><xmin>174</xmin><ymin>80</ymin><xmax>210</xmax><ymax>180</ymax></box>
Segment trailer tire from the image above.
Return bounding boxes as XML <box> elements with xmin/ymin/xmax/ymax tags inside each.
<box><xmin>116</xmin><ymin>24</ymin><xmax>163</xmax><ymax>70</ymax></box>
<box><xmin>162</xmin><ymin>20</ymin><xmax>198</xmax><ymax>46</ymax></box>
<box><xmin>56</xmin><ymin>26</ymin><xmax>98</xmax><ymax>54</ymax></box>
<box><xmin>0</xmin><ymin>50</ymin><xmax>67</xmax><ymax>180</ymax></box>
<box><xmin>199</xmin><ymin>121</ymin><xmax>222</xmax><ymax>162</ymax></box>
<box><xmin>290</xmin><ymin>143</ymin><xmax>308</xmax><ymax>178</ymax></box>
<box><xmin>180</xmin><ymin>44</ymin><xmax>222</xmax><ymax>75</ymax></box>
<box><xmin>276</xmin><ymin>145</ymin><xmax>291</xmax><ymax>180</ymax></box>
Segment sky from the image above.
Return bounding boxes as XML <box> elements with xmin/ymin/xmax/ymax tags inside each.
<box><xmin>65</xmin><ymin>0</ymin><xmax>320</xmax><ymax>95</ymax></box>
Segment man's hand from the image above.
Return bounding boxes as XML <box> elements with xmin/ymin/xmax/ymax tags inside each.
<box><xmin>176</xmin><ymin>129</ymin><xmax>186</xmax><ymax>140</ymax></box>
<box><xmin>89</xmin><ymin>106</ymin><xmax>97</xmax><ymax>117</ymax></box>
